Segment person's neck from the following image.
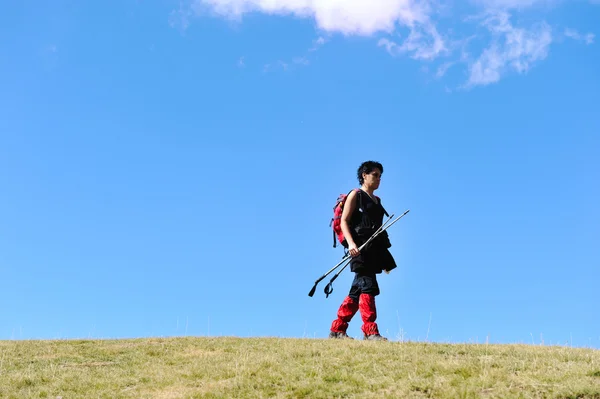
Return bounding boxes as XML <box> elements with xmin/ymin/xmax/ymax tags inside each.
<box><xmin>361</xmin><ymin>185</ymin><xmax>375</xmax><ymax>198</ymax></box>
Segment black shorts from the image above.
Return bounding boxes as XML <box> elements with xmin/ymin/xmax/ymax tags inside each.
<box><xmin>348</xmin><ymin>273</ymin><xmax>380</xmax><ymax>302</ymax></box>
<box><xmin>349</xmin><ymin>247</ymin><xmax>397</xmax><ymax>274</ymax></box>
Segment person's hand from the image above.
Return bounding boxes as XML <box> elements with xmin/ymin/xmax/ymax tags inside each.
<box><xmin>384</xmin><ymin>270</ymin><xmax>390</xmax><ymax>274</ymax></box>
<box><xmin>348</xmin><ymin>244</ymin><xmax>360</xmax><ymax>257</ymax></box>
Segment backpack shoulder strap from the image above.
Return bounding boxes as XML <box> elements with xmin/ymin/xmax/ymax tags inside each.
<box><xmin>374</xmin><ymin>195</ymin><xmax>389</xmax><ymax>217</ymax></box>
<box><xmin>354</xmin><ymin>188</ymin><xmax>364</xmax><ymax>212</ymax></box>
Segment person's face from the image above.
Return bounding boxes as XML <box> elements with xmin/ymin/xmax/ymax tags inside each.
<box><xmin>362</xmin><ymin>168</ymin><xmax>382</xmax><ymax>189</ymax></box>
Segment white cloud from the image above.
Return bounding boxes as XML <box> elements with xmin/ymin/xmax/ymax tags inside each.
<box><xmin>263</xmin><ymin>56</ymin><xmax>309</xmax><ymax>72</ymax></box>
<box><xmin>472</xmin><ymin>0</ymin><xmax>559</xmax><ymax>9</ymax></box>
<box><xmin>172</xmin><ymin>0</ymin><xmax>595</xmax><ymax>89</ymax></box>
<box><xmin>309</xmin><ymin>36</ymin><xmax>327</xmax><ymax>51</ymax></box>
<box><xmin>564</xmin><ymin>28</ymin><xmax>595</xmax><ymax>44</ymax></box>
<box><xmin>436</xmin><ymin>62</ymin><xmax>454</xmax><ymax>78</ymax></box>
<box><xmin>238</xmin><ymin>56</ymin><xmax>246</xmax><ymax>67</ymax></box>
<box><xmin>260</xmin><ymin>36</ymin><xmax>324</xmax><ymax>72</ymax></box>
<box><xmin>191</xmin><ymin>0</ymin><xmax>446</xmax><ymax>61</ymax></box>
<box><xmin>191</xmin><ymin>0</ymin><xmax>431</xmax><ymax>35</ymax></box>
<box><xmin>466</xmin><ymin>11</ymin><xmax>552</xmax><ymax>86</ymax></box>
<box><xmin>263</xmin><ymin>60</ymin><xmax>289</xmax><ymax>72</ymax></box>
<box><xmin>378</xmin><ymin>23</ymin><xmax>447</xmax><ymax>60</ymax></box>
<box><xmin>293</xmin><ymin>57</ymin><xmax>309</xmax><ymax>65</ymax></box>
<box><xmin>170</xmin><ymin>2</ymin><xmax>194</xmax><ymax>31</ymax></box>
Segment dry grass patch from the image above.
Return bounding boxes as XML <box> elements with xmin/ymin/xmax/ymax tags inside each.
<box><xmin>0</xmin><ymin>337</ymin><xmax>598</xmax><ymax>398</ymax></box>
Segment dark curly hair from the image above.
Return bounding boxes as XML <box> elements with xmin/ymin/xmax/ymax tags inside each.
<box><xmin>357</xmin><ymin>161</ymin><xmax>384</xmax><ymax>185</ymax></box>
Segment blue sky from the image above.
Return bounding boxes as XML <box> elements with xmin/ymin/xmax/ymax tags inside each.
<box><xmin>1</xmin><ymin>0</ymin><xmax>598</xmax><ymax>348</ymax></box>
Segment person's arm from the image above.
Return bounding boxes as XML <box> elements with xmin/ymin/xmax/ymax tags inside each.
<box><xmin>341</xmin><ymin>190</ymin><xmax>360</xmax><ymax>257</ymax></box>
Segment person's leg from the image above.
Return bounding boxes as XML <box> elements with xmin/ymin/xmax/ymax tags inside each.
<box><xmin>329</xmin><ymin>275</ymin><xmax>361</xmax><ymax>338</ymax></box>
<box><xmin>357</xmin><ymin>274</ymin><xmax>388</xmax><ymax>340</ymax></box>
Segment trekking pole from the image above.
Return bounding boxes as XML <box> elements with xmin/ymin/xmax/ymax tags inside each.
<box><xmin>307</xmin><ymin>256</ymin><xmax>353</xmax><ymax>297</ymax></box>
<box><xmin>322</xmin><ymin>213</ymin><xmax>396</xmax><ymax>298</ymax></box>
<box><xmin>323</xmin><ymin>209</ymin><xmax>410</xmax><ymax>298</ymax></box>
<box><xmin>308</xmin><ymin>211</ymin><xmax>400</xmax><ymax>298</ymax></box>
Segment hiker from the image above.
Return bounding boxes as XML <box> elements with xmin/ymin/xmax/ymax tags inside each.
<box><xmin>329</xmin><ymin>161</ymin><xmax>397</xmax><ymax>341</ymax></box>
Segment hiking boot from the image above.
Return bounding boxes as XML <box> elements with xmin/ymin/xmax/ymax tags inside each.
<box><xmin>363</xmin><ymin>334</ymin><xmax>388</xmax><ymax>341</ymax></box>
<box><xmin>329</xmin><ymin>331</ymin><xmax>354</xmax><ymax>339</ymax></box>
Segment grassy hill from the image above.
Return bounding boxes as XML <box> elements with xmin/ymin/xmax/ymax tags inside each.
<box><xmin>1</xmin><ymin>336</ymin><xmax>599</xmax><ymax>398</ymax></box>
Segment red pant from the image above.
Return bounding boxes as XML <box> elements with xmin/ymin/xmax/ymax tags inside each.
<box><xmin>330</xmin><ymin>293</ymin><xmax>380</xmax><ymax>336</ymax></box>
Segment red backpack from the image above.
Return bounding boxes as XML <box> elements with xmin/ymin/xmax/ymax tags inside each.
<box><xmin>330</xmin><ymin>189</ymin><xmax>361</xmax><ymax>248</ymax></box>
<box><xmin>330</xmin><ymin>189</ymin><xmax>388</xmax><ymax>248</ymax></box>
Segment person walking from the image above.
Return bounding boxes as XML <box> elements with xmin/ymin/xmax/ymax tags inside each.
<box><xmin>329</xmin><ymin>161</ymin><xmax>397</xmax><ymax>341</ymax></box>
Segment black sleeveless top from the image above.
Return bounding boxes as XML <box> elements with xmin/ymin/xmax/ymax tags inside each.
<box><xmin>349</xmin><ymin>190</ymin><xmax>390</xmax><ymax>248</ymax></box>
<box><xmin>348</xmin><ymin>190</ymin><xmax>395</xmax><ymax>274</ymax></box>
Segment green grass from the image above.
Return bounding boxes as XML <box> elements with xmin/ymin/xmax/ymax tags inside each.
<box><xmin>1</xmin><ymin>337</ymin><xmax>599</xmax><ymax>398</ymax></box>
